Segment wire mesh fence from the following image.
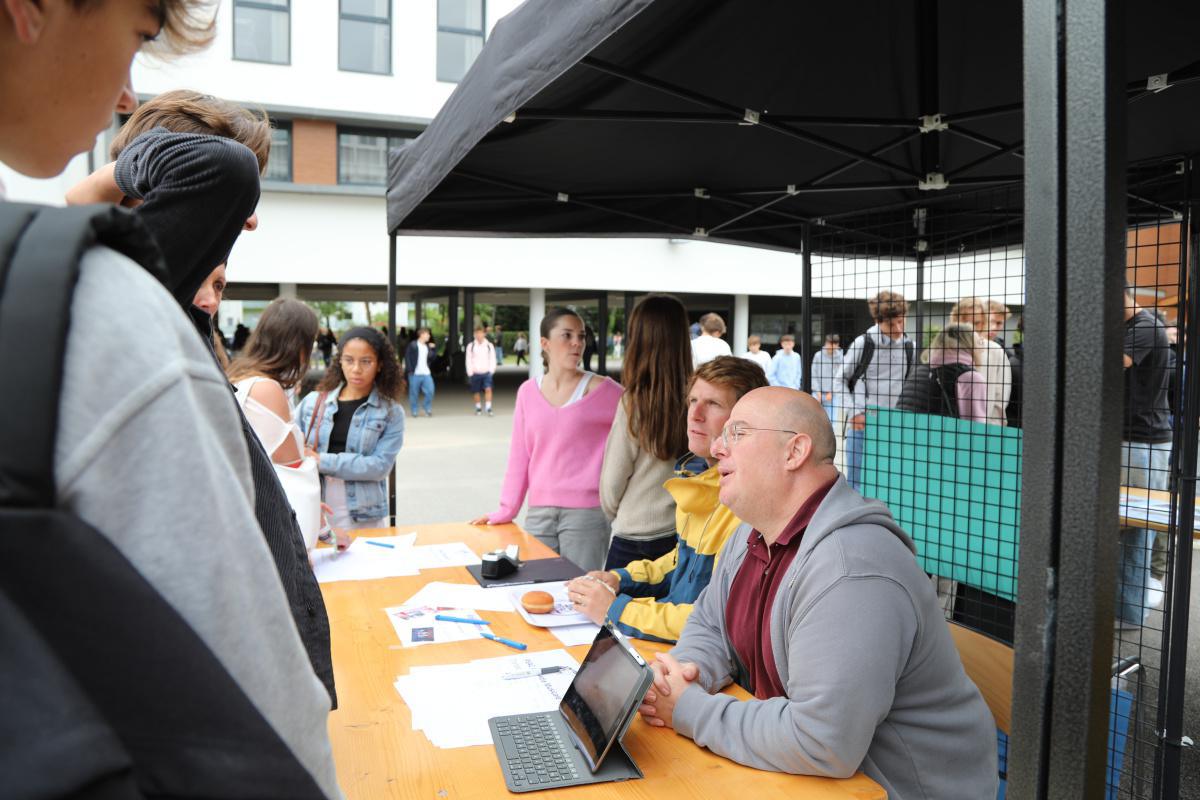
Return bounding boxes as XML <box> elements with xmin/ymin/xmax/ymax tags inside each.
<box><xmin>738</xmin><ymin>167</ymin><xmax>1193</xmax><ymax>799</ymax></box>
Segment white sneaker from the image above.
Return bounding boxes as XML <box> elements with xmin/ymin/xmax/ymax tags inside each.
<box><xmin>1146</xmin><ymin>576</ymin><xmax>1165</xmax><ymax>610</ymax></box>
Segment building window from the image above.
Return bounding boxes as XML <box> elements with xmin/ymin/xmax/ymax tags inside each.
<box><xmin>233</xmin><ymin>0</ymin><xmax>290</xmax><ymax>64</ymax></box>
<box><xmin>437</xmin><ymin>0</ymin><xmax>484</xmax><ymax>83</ymax></box>
<box><xmin>340</xmin><ymin>0</ymin><xmax>391</xmax><ymax>74</ymax></box>
<box><xmin>338</xmin><ymin>129</ymin><xmax>412</xmax><ymax>185</ymax></box>
<box><xmin>264</xmin><ymin>122</ymin><xmax>292</xmax><ymax>182</ymax></box>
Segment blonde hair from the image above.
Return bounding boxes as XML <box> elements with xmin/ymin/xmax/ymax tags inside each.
<box><xmin>923</xmin><ymin>323</ymin><xmax>979</xmax><ymax>365</ymax></box>
<box><xmin>747</xmin><ymin>335</ymin><xmax>761</xmax><ymax>346</ymax></box>
<box><xmin>987</xmin><ymin>299</ymin><xmax>1012</xmax><ymax>318</ymax></box>
<box><xmin>699</xmin><ymin>312</ymin><xmax>727</xmax><ymax>335</ymax></box>
<box><xmin>949</xmin><ymin>296</ymin><xmax>989</xmax><ymax>329</ymax></box>
<box><xmin>110</xmin><ymin>90</ymin><xmax>272</xmax><ymax>174</ymax></box>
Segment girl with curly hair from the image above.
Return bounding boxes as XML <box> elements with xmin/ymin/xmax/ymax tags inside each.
<box><xmin>298</xmin><ymin>327</ymin><xmax>406</xmax><ymax>530</ymax></box>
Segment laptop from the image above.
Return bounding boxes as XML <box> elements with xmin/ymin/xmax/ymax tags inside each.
<box><xmin>488</xmin><ymin>623</ymin><xmax>653</xmax><ymax>793</ymax></box>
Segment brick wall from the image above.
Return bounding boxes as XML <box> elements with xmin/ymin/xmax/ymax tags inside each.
<box><xmin>292</xmin><ymin>119</ymin><xmax>337</xmax><ymax>184</ymax></box>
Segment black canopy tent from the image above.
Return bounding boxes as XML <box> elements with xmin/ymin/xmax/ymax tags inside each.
<box><xmin>385</xmin><ymin>1</ymin><xmax>1200</xmax><ymax>796</ymax></box>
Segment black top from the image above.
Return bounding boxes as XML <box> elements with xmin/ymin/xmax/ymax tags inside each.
<box><xmin>1124</xmin><ymin>310</ymin><xmax>1172</xmax><ymax>443</ymax></box>
<box><xmin>896</xmin><ymin>363</ymin><xmax>974</xmax><ymax>419</ymax></box>
<box><xmin>328</xmin><ymin>397</ymin><xmax>368</xmax><ymax>454</ymax></box>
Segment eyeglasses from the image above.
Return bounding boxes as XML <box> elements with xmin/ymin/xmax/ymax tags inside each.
<box><xmin>339</xmin><ymin>356</ymin><xmax>376</xmax><ymax>371</ymax></box>
<box><xmin>715</xmin><ymin>422</ymin><xmax>798</xmax><ymax>451</ymax></box>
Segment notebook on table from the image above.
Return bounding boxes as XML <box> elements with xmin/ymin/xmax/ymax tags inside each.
<box><xmin>488</xmin><ymin>623</ymin><xmax>653</xmax><ymax>793</ymax></box>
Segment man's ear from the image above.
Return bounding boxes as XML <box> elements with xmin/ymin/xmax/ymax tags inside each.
<box><xmin>4</xmin><ymin>0</ymin><xmax>48</xmax><ymax>44</ymax></box>
<box><xmin>785</xmin><ymin>433</ymin><xmax>813</xmax><ymax>471</ymax></box>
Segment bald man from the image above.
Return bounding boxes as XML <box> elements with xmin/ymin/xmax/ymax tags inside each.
<box><xmin>638</xmin><ymin>388</ymin><xmax>997</xmax><ymax>800</ymax></box>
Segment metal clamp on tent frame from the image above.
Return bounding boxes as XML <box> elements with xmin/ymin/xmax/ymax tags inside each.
<box><xmin>919</xmin><ymin>113</ymin><xmax>948</xmax><ymax>133</ymax></box>
<box><xmin>1146</xmin><ymin>73</ymin><xmax>1170</xmax><ymax>92</ymax></box>
<box><xmin>742</xmin><ymin>108</ymin><xmax>761</xmax><ymax>125</ymax></box>
<box><xmin>556</xmin><ymin>192</ymin><xmax>569</xmax><ymax>202</ymax></box>
<box><xmin>694</xmin><ymin>187</ymin><xmax>709</xmax><ymax>199</ymax></box>
<box><xmin>918</xmin><ymin>172</ymin><xmax>949</xmax><ymax>190</ymax></box>
<box><xmin>693</xmin><ymin>227</ymin><xmax>708</xmax><ymax>237</ymax></box>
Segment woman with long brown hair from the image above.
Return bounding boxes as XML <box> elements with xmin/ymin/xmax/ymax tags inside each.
<box><xmin>298</xmin><ymin>327</ymin><xmax>406</xmax><ymax>530</ymax></box>
<box><xmin>598</xmin><ymin>294</ymin><xmax>693</xmax><ymax>568</ymax></box>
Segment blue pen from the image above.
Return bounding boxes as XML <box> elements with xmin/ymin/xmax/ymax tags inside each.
<box><xmin>481</xmin><ymin>631</ymin><xmax>527</xmax><ymax>651</ymax></box>
<box><xmin>436</xmin><ymin>614</ymin><xmax>489</xmax><ymax>625</ymax></box>
<box><xmin>365</xmin><ymin>540</ymin><xmax>396</xmax><ymax>549</ymax></box>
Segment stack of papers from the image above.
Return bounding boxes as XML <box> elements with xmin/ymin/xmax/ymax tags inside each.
<box><xmin>402</xmin><ymin>580</ymin><xmax>516</xmax><ymax>612</ymax></box>
<box><xmin>312</xmin><ymin>533</ymin><xmax>418</xmax><ymax>583</ymax></box>
<box><xmin>385</xmin><ymin>605</ymin><xmax>490</xmax><ymax>648</ymax></box>
<box><xmin>551</xmin><ymin>624</ymin><xmax>602</xmax><ymax>647</ymax></box>
<box><xmin>394</xmin><ymin>649</ymin><xmax>579</xmax><ymax>748</ymax></box>
<box><xmin>312</xmin><ymin>534</ymin><xmax>484</xmax><ymax>584</ymax></box>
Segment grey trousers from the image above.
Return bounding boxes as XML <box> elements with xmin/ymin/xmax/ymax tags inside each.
<box><xmin>524</xmin><ymin>505</ymin><xmax>611</xmax><ymax>572</ymax></box>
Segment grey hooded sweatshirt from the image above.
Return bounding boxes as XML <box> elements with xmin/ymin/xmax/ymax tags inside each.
<box><xmin>670</xmin><ymin>475</ymin><xmax>997</xmax><ymax>799</ymax></box>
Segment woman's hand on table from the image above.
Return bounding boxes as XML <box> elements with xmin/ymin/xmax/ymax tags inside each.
<box><xmin>468</xmin><ymin>515</ymin><xmax>493</xmax><ymax>526</ymax></box>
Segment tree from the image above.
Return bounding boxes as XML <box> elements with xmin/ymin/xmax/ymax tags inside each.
<box><xmin>309</xmin><ymin>301</ymin><xmax>350</xmax><ymax>329</ymax></box>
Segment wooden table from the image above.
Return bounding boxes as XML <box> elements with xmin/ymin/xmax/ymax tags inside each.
<box><xmin>321</xmin><ymin>522</ymin><xmax>886</xmax><ymax>799</ymax></box>
<box><xmin>1119</xmin><ymin>486</ymin><xmax>1200</xmax><ymax>539</ymax></box>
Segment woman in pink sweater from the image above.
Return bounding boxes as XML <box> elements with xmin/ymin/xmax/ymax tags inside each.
<box><xmin>470</xmin><ymin>308</ymin><xmax>623</xmax><ymax>570</ymax></box>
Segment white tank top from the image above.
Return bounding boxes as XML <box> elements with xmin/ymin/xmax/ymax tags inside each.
<box><xmin>233</xmin><ymin>376</ymin><xmax>305</xmax><ymax>458</ymax></box>
<box><xmin>536</xmin><ymin>371</ymin><xmax>596</xmax><ymax>407</ymax></box>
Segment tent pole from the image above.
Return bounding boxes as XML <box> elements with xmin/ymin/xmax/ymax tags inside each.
<box><xmin>1009</xmin><ymin>0</ymin><xmax>1127</xmax><ymax>796</ymax></box>
<box><xmin>801</xmin><ymin>224</ymin><xmax>813</xmax><ymax>394</ymax></box>
<box><xmin>388</xmin><ymin>233</ymin><xmax>397</xmax><ymax>524</ymax></box>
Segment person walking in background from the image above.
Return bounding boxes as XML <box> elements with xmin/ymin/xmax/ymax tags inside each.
<box><xmin>470</xmin><ymin>308</ymin><xmax>623</xmax><ymax>571</ymax></box>
<box><xmin>514</xmin><ymin>332</ymin><xmax>529</xmax><ymax>365</ymax></box>
<box><xmin>583</xmin><ymin>324</ymin><xmax>599</xmax><ymax>371</ymax></box>
<box><xmin>299</xmin><ymin>327</ymin><xmax>406</xmax><ymax>531</ymax></box>
<box><xmin>743</xmin><ymin>334</ymin><xmax>772</xmax><ymax>374</ymax></box>
<box><xmin>599</xmin><ymin>294</ymin><xmax>693</xmax><ymax>568</ymax></box>
<box><xmin>896</xmin><ymin>323</ymin><xmax>988</xmax><ymax>423</ymax></box>
<box><xmin>466</xmin><ymin>326</ymin><xmax>497</xmax><ymax>416</ymax></box>
<box><xmin>811</xmin><ymin>334</ymin><xmax>844</xmax><ymax>423</ymax></box>
<box><xmin>317</xmin><ymin>326</ymin><xmax>337</xmax><ymax>367</ymax></box>
<box><xmin>405</xmin><ymin>327</ymin><xmax>436</xmax><ymax>417</ymax></box>
<box><xmin>612</xmin><ymin>330</ymin><xmax>624</xmax><ymax>359</ymax></box>
<box><xmin>495</xmin><ymin>324</ymin><xmax>505</xmax><ymax>365</ymax></box>
<box><xmin>232</xmin><ymin>322</ymin><xmax>251</xmax><ymax>354</ymax></box>
<box><xmin>948</xmin><ymin>297</ymin><xmax>1011</xmax><ymax>426</ymax></box>
<box><xmin>691</xmin><ymin>312</ymin><xmax>732</xmax><ymax>366</ymax></box>
<box><xmin>842</xmin><ymin>291</ymin><xmax>915</xmax><ymax>490</ymax></box>
<box><xmin>767</xmin><ymin>333</ymin><xmax>803</xmax><ymax>389</ymax></box>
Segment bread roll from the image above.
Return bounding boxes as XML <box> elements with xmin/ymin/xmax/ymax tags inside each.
<box><xmin>521</xmin><ymin>590</ymin><xmax>555</xmax><ymax>615</ymax></box>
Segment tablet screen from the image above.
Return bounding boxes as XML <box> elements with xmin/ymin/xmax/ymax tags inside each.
<box><xmin>558</xmin><ymin>626</ymin><xmax>647</xmax><ymax>772</ymax></box>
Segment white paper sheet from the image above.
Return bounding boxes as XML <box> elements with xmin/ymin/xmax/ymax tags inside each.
<box><xmin>551</xmin><ymin>623</ymin><xmax>601</xmax><ymax>647</ymax></box>
<box><xmin>410</xmin><ymin>542</ymin><xmax>483</xmax><ymax>569</ymax></box>
<box><xmin>312</xmin><ymin>532</ymin><xmax>419</xmax><ymax>583</ymax></box>
<box><xmin>402</xmin><ymin>580</ymin><xmax>517</xmax><ymax>612</ymax></box>
<box><xmin>385</xmin><ymin>605</ymin><xmax>490</xmax><ymax>647</ymax></box>
<box><xmin>394</xmin><ymin>649</ymin><xmax>579</xmax><ymax>748</ymax></box>
<box><xmin>508</xmin><ymin>582</ymin><xmax>593</xmax><ymax>627</ymax></box>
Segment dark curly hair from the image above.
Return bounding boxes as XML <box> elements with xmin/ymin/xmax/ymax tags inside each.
<box><xmin>316</xmin><ymin>326</ymin><xmax>406</xmax><ymax>402</ymax></box>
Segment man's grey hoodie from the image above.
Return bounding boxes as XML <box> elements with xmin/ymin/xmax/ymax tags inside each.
<box><xmin>670</xmin><ymin>475</ymin><xmax>998</xmax><ymax>799</ymax></box>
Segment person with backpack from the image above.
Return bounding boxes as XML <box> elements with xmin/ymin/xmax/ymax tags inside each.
<box><xmin>842</xmin><ymin>290</ymin><xmax>915</xmax><ymax>491</ymax></box>
<box><xmin>896</xmin><ymin>323</ymin><xmax>989</xmax><ymax>422</ymax></box>
<box><xmin>0</xmin><ymin>3</ymin><xmax>340</xmax><ymax>797</ymax></box>
<box><xmin>466</xmin><ymin>325</ymin><xmax>497</xmax><ymax>416</ymax></box>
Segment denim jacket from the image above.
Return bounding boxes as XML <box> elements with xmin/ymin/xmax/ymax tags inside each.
<box><xmin>297</xmin><ymin>384</ymin><xmax>406</xmax><ymax>522</ymax></box>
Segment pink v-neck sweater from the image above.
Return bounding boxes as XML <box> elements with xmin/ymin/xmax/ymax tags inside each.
<box><xmin>488</xmin><ymin>376</ymin><xmax>624</xmax><ymax>524</ymax></box>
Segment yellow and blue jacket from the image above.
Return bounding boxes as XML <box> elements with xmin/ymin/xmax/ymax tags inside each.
<box><xmin>606</xmin><ymin>454</ymin><xmax>742</xmax><ymax>643</ymax></box>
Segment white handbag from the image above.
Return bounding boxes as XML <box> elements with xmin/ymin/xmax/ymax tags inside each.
<box><xmin>274</xmin><ymin>456</ymin><xmax>322</xmax><ymax>550</ymax></box>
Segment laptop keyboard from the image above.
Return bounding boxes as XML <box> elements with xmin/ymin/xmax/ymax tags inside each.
<box><xmin>495</xmin><ymin>713</ymin><xmax>581</xmax><ymax>788</ymax></box>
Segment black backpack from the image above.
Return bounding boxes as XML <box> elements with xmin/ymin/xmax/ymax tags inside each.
<box><xmin>0</xmin><ymin>203</ymin><xmax>325</xmax><ymax>799</ymax></box>
<box><xmin>845</xmin><ymin>334</ymin><xmax>915</xmax><ymax>393</ymax></box>
<box><xmin>896</xmin><ymin>362</ymin><xmax>976</xmax><ymax>418</ymax></box>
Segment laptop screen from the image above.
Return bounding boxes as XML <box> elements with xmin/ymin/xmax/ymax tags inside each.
<box><xmin>558</xmin><ymin>625</ymin><xmax>649</xmax><ymax>773</ymax></box>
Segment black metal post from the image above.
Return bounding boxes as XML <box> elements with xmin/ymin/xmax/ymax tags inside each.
<box><xmin>623</xmin><ymin>292</ymin><xmax>635</xmax><ymax>336</ymax></box>
<box><xmin>414</xmin><ymin>292</ymin><xmax>423</xmax><ymax>332</ymax></box>
<box><xmin>597</xmin><ymin>292</ymin><xmax>609</xmax><ymax>375</ymax></box>
<box><xmin>387</xmin><ymin>234</ymin><xmax>397</xmax><ymax>524</ymax></box>
<box><xmin>464</xmin><ymin>288</ymin><xmax>476</xmax><ymax>364</ymax></box>
<box><xmin>1010</xmin><ymin>0</ymin><xmax>1127</xmax><ymax>797</ymax></box>
<box><xmin>1156</xmin><ymin>193</ymin><xmax>1196</xmax><ymax>798</ymax></box>
<box><xmin>801</xmin><ymin>223</ymin><xmax>813</xmax><ymax>394</ymax></box>
<box><xmin>914</xmin><ymin>251</ymin><xmax>926</xmax><ymax>350</ymax></box>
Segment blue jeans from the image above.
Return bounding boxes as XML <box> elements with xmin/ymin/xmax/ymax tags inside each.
<box><xmin>604</xmin><ymin>531</ymin><xmax>678</xmax><ymax>571</ymax></box>
<box><xmin>496</xmin><ymin>346</ymin><xmax>504</xmax><ymax>365</ymax></box>
<box><xmin>1117</xmin><ymin>440</ymin><xmax>1171</xmax><ymax>625</ymax></box>
<box><xmin>409</xmin><ymin>374</ymin><xmax>434</xmax><ymax>415</ymax></box>
<box><xmin>821</xmin><ymin>399</ymin><xmax>837</xmax><ymax>424</ymax></box>
<box><xmin>846</xmin><ymin>425</ymin><xmax>865</xmax><ymax>491</ymax></box>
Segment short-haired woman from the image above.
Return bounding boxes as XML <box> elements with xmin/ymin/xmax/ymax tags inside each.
<box><xmin>470</xmin><ymin>308</ymin><xmax>623</xmax><ymax>571</ymax></box>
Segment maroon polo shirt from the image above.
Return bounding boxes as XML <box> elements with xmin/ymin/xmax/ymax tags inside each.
<box><xmin>726</xmin><ymin>477</ymin><xmax>838</xmax><ymax>699</ymax></box>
